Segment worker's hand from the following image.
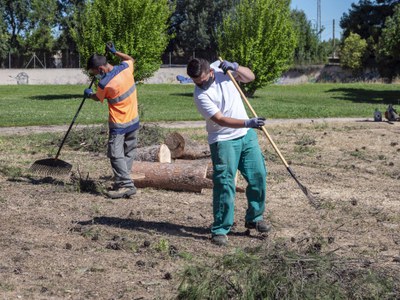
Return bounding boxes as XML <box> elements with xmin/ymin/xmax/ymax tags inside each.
<box><xmin>105</xmin><ymin>41</ymin><xmax>117</xmax><ymax>55</ymax></box>
<box><xmin>244</xmin><ymin>117</ymin><xmax>266</xmax><ymax>128</ymax></box>
<box><xmin>219</xmin><ymin>60</ymin><xmax>239</xmax><ymax>74</ymax></box>
<box><xmin>84</xmin><ymin>88</ymin><xmax>93</xmax><ymax>98</ymax></box>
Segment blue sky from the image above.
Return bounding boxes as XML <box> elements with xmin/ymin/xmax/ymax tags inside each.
<box><xmin>290</xmin><ymin>0</ymin><xmax>356</xmax><ymax>40</ymax></box>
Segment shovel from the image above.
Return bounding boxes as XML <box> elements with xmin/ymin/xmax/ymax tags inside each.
<box><xmin>219</xmin><ymin>57</ymin><xmax>319</xmax><ymax>208</ymax></box>
<box><xmin>29</xmin><ymin>77</ymin><xmax>96</xmax><ymax>176</ymax></box>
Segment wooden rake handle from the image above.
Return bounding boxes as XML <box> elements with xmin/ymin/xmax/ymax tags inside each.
<box><xmin>218</xmin><ymin>57</ymin><xmax>290</xmax><ymax>168</ymax></box>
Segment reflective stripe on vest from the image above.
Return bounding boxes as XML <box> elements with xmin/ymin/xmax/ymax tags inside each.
<box><xmin>109</xmin><ymin>116</ymin><xmax>139</xmax><ymax>129</ymax></box>
<box><xmin>108</xmin><ymin>83</ymin><xmax>136</xmax><ymax>105</ymax></box>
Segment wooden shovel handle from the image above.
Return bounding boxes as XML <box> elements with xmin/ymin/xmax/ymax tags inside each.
<box><xmin>218</xmin><ymin>57</ymin><xmax>290</xmax><ymax>168</ymax></box>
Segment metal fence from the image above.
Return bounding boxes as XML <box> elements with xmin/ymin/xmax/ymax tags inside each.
<box><xmin>161</xmin><ymin>50</ymin><xmax>218</xmax><ymax>67</ymax></box>
<box><xmin>1</xmin><ymin>49</ymin><xmax>218</xmax><ymax>69</ymax></box>
<box><xmin>1</xmin><ymin>50</ymin><xmax>81</xmax><ymax>69</ymax></box>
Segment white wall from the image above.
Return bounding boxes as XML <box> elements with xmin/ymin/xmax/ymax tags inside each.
<box><xmin>0</xmin><ymin>67</ymin><xmax>188</xmax><ymax>85</ymax></box>
<box><xmin>0</xmin><ymin>68</ymin><xmax>90</xmax><ymax>85</ymax></box>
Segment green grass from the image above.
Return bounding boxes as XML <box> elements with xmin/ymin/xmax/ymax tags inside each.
<box><xmin>0</xmin><ymin>83</ymin><xmax>399</xmax><ymax>127</ymax></box>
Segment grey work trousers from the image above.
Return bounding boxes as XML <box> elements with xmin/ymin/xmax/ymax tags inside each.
<box><xmin>107</xmin><ymin>129</ymin><xmax>138</xmax><ymax>188</ymax></box>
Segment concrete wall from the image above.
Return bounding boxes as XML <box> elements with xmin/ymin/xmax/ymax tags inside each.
<box><xmin>1</xmin><ymin>68</ymin><xmax>90</xmax><ymax>85</ymax></box>
<box><xmin>0</xmin><ymin>67</ymin><xmax>188</xmax><ymax>85</ymax></box>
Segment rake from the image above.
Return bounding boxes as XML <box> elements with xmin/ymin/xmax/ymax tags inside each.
<box><xmin>29</xmin><ymin>77</ymin><xmax>96</xmax><ymax>176</ymax></box>
<box><xmin>219</xmin><ymin>57</ymin><xmax>320</xmax><ymax>208</ymax></box>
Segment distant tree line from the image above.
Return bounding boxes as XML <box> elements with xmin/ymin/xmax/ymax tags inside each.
<box><xmin>340</xmin><ymin>0</ymin><xmax>400</xmax><ymax>80</ymax></box>
<box><xmin>0</xmin><ymin>0</ymin><xmax>399</xmax><ymax>81</ymax></box>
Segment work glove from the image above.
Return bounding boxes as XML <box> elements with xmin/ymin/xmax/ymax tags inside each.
<box><xmin>219</xmin><ymin>60</ymin><xmax>239</xmax><ymax>74</ymax></box>
<box><xmin>244</xmin><ymin>117</ymin><xmax>266</xmax><ymax>128</ymax></box>
<box><xmin>84</xmin><ymin>88</ymin><xmax>93</xmax><ymax>98</ymax></box>
<box><xmin>105</xmin><ymin>41</ymin><xmax>117</xmax><ymax>55</ymax></box>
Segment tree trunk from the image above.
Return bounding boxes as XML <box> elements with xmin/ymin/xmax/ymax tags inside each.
<box><xmin>132</xmin><ymin>161</ymin><xmax>208</xmax><ymax>193</ymax></box>
<box><xmin>164</xmin><ymin>132</ymin><xmax>185</xmax><ymax>159</ymax></box>
<box><xmin>135</xmin><ymin>144</ymin><xmax>171</xmax><ymax>163</ymax></box>
<box><xmin>134</xmin><ymin>160</ymin><xmax>245</xmax><ymax>193</ymax></box>
<box><xmin>165</xmin><ymin>131</ymin><xmax>210</xmax><ymax>159</ymax></box>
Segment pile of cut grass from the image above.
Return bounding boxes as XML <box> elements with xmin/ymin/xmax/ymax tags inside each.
<box><xmin>178</xmin><ymin>241</ymin><xmax>398</xmax><ymax>300</ymax></box>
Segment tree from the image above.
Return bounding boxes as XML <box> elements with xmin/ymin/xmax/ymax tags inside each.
<box><xmin>71</xmin><ymin>0</ymin><xmax>173</xmax><ymax>81</ymax></box>
<box><xmin>377</xmin><ymin>4</ymin><xmax>400</xmax><ymax>78</ymax></box>
<box><xmin>55</xmin><ymin>0</ymin><xmax>85</xmax><ymax>50</ymax></box>
<box><xmin>340</xmin><ymin>0</ymin><xmax>400</xmax><ymax>72</ymax></box>
<box><xmin>24</xmin><ymin>0</ymin><xmax>58</xmax><ymax>55</ymax></box>
<box><xmin>169</xmin><ymin>0</ymin><xmax>235</xmax><ymax>56</ymax></box>
<box><xmin>340</xmin><ymin>33</ymin><xmax>368</xmax><ymax>72</ymax></box>
<box><xmin>217</xmin><ymin>0</ymin><xmax>296</xmax><ymax>96</ymax></box>
<box><xmin>0</xmin><ymin>1</ymin><xmax>10</xmax><ymax>65</ymax></box>
<box><xmin>290</xmin><ymin>9</ymin><xmax>320</xmax><ymax>65</ymax></box>
<box><xmin>2</xmin><ymin>0</ymin><xmax>31</xmax><ymax>52</ymax></box>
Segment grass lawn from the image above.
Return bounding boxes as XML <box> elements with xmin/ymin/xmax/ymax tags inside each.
<box><xmin>0</xmin><ymin>83</ymin><xmax>399</xmax><ymax>127</ymax></box>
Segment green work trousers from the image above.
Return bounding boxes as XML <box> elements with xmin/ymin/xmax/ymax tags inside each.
<box><xmin>209</xmin><ymin>129</ymin><xmax>267</xmax><ymax>236</ymax></box>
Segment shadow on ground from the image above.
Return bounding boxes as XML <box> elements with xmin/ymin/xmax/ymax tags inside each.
<box><xmin>77</xmin><ymin>216</ymin><xmax>254</xmax><ymax>241</ymax></box>
<box><xmin>29</xmin><ymin>94</ymin><xmax>82</xmax><ymax>101</ymax></box>
<box><xmin>326</xmin><ymin>88</ymin><xmax>400</xmax><ymax>104</ymax></box>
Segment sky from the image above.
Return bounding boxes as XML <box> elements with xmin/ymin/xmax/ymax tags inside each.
<box><xmin>290</xmin><ymin>0</ymin><xmax>356</xmax><ymax>41</ymax></box>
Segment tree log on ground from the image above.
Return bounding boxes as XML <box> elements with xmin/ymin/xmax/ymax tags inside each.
<box><xmin>132</xmin><ymin>161</ymin><xmax>208</xmax><ymax>193</ymax></box>
<box><xmin>164</xmin><ymin>132</ymin><xmax>185</xmax><ymax>159</ymax></box>
<box><xmin>135</xmin><ymin>144</ymin><xmax>171</xmax><ymax>163</ymax></box>
<box><xmin>134</xmin><ymin>160</ymin><xmax>245</xmax><ymax>193</ymax></box>
<box><xmin>164</xmin><ymin>131</ymin><xmax>210</xmax><ymax>159</ymax></box>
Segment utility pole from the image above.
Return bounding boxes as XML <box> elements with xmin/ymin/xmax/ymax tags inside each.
<box><xmin>317</xmin><ymin>0</ymin><xmax>321</xmax><ymax>40</ymax></box>
<box><xmin>333</xmin><ymin>19</ymin><xmax>336</xmax><ymax>58</ymax></box>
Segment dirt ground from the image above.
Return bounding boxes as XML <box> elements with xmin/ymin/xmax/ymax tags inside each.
<box><xmin>0</xmin><ymin>119</ymin><xmax>399</xmax><ymax>299</ymax></box>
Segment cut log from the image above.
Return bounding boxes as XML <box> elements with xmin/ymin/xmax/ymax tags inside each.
<box><xmin>135</xmin><ymin>144</ymin><xmax>171</xmax><ymax>163</ymax></box>
<box><xmin>132</xmin><ymin>161</ymin><xmax>244</xmax><ymax>193</ymax></box>
<box><xmin>164</xmin><ymin>132</ymin><xmax>185</xmax><ymax>159</ymax></box>
<box><xmin>165</xmin><ymin>131</ymin><xmax>210</xmax><ymax>159</ymax></box>
<box><xmin>132</xmin><ymin>161</ymin><xmax>207</xmax><ymax>193</ymax></box>
<box><xmin>179</xmin><ymin>145</ymin><xmax>210</xmax><ymax>159</ymax></box>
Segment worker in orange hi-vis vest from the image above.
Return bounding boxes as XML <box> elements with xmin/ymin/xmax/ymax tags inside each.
<box><xmin>84</xmin><ymin>42</ymin><xmax>138</xmax><ymax>199</ymax></box>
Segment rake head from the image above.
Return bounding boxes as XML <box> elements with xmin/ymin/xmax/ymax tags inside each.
<box><xmin>29</xmin><ymin>158</ymin><xmax>72</xmax><ymax>176</ymax></box>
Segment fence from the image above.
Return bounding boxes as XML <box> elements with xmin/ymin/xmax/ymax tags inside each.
<box><xmin>1</xmin><ymin>49</ymin><xmax>218</xmax><ymax>69</ymax></box>
<box><xmin>1</xmin><ymin>49</ymin><xmax>81</xmax><ymax>69</ymax></box>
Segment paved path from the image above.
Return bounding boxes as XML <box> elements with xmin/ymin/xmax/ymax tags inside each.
<box><xmin>0</xmin><ymin>118</ymin><xmax>373</xmax><ymax>136</ymax></box>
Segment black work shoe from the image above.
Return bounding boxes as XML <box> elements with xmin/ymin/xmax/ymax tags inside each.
<box><xmin>105</xmin><ymin>186</ymin><xmax>137</xmax><ymax>199</ymax></box>
<box><xmin>211</xmin><ymin>234</ymin><xmax>228</xmax><ymax>246</ymax></box>
<box><xmin>245</xmin><ymin>220</ymin><xmax>271</xmax><ymax>233</ymax></box>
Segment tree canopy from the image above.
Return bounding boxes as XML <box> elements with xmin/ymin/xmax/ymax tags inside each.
<box><xmin>340</xmin><ymin>0</ymin><xmax>400</xmax><ymax>78</ymax></box>
<box><xmin>71</xmin><ymin>0</ymin><xmax>173</xmax><ymax>81</ymax></box>
<box><xmin>377</xmin><ymin>4</ymin><xmax>400</xmax><ymax>78</ymax></box>
<box><xmin>340</xmin><ymin>33</ymin><xmax>368</xmax><ymax>72</ymax></box>
<box><xmin>217</xmin><ymin>0</ymin><xmax>296</xmax><ymax>96</ymax></box>
<box><xmin>168</xmin><ymin>0</ymin><xmax>235</xmax><ymax>56</ymax></box>
<box><xmin>291</xmin><ymin>9</ymin><xmax>320</xmax><ymax>65</ymax></box>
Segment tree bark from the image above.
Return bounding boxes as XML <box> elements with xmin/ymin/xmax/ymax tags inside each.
<box><xmin>165</xmin><ymin>131</ymin><xmax>210</xmax><ymax>159</ymax></box>
<box><xmin>132</xmin><ymin>161</ymin><xmax>208</xmax><ymax>192</ymax></box>
<box><xmin>164</xmin><ymin>132</ymin><xmax>185</xmax><ymax>159</ymax></box>
<box><xmin>133</xmin><ymin>161</ymin><xmax>245</xmax><ymax>193</ymax></box>
<box><xmin>135</xmin><ymin>144</ymin><xmax>171</xmax><ymax>163</ymax></box>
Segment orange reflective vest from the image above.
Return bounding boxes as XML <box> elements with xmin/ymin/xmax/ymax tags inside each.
<box><xmin>96</xmin><ymin>60</ymin><xmax>139</xmax><ymax>134</ymax></box>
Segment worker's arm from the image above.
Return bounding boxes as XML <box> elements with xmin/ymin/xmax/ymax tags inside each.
<box><xmin>210</xmin><ymin>111</ymin><xmax>265</xmax><ymax>128</ymax></box>
<box><xmin>219</xmin><ymin>60</ymin><xmax>255</xmax><ymax>83</ymax></box>
<box><xmin>106</xmin><ymin>42</ymin><xmax>135</xmax><ymax>63</ymax></box>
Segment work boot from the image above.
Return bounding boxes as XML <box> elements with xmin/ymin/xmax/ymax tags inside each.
<box><xmin>211</xmin><ymin>234</ymin><xmax>228</xmax><ymax>246</ymax></box>
<box><xmin>105</xmin><ymin>186</ymin><xmax>137</xmax><ymax>199</ymax></box>
<box><xmin>245</xmin><ymin>220</ymin><xmax>271</xmax><ymax>233</ymax></box>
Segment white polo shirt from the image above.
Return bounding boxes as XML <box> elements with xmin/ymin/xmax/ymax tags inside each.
<box><xmin>194</xmin><ymin>65</ymin><xmax>249</xmax><ymax>145</ymax></box>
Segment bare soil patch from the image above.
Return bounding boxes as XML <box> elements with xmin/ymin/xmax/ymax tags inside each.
<box><xmin>0</xmin><ymin>120</ymin><xmax>399</xmax><ymax>299</ymax></box>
